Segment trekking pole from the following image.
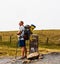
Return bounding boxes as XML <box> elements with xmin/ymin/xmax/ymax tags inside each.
<box><xmin>15</xmin><ymin>37</ymin><xmax>18</xmax><ymax>59</ymax></box>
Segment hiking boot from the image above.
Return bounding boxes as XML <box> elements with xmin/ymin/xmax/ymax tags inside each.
<box><xmin>20</xmin><ymin>56</ymin><xmax>27</xmax><ymax>59</ymax></box>
<box><xmin>24</xmin><ymin>56</ymin><xmax>27</xmax><ymax>58</ymax></box>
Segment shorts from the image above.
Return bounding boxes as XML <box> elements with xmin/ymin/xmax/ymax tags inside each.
<box><xmin>18</xmin><ymin>40</ymin><xmax>26</xmax><ymax>47</ymax></box>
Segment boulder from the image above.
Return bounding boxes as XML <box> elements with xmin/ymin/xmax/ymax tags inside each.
<box><xmin>27</xmin><ymin>52</ymin><xmax>39</xmax><ymax>60</ymax></box>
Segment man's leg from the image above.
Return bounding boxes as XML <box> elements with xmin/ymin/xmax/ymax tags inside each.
<box><xmin>21</xmin><ymin>47</ymin><xmax>25</xmax><ymax>57</ymax></box>
<box><xmin>21</xmin><ymin>46</ymin><xmax>27</xmax><ymax>57</ymax></box>
<box><xmin>20</xmin><ymin>40</ymin><xmax>27</xmax><ymax>58</ymax></box>
<box><xmin>24</xmin><ymin>46</ymin><xmax>27</xmax><ymax>57</ymax></box>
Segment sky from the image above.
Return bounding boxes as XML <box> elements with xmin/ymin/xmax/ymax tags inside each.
<box><xmin>0</xmin><ymin>0</ymin><xmax>60</xmax><ymax>31</ymax></box>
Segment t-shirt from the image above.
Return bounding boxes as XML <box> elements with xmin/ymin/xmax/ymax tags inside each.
<box><xmin>18</xmin><ymin>25</ymin><xmax>25</xmax><ymax>40</ymax></box>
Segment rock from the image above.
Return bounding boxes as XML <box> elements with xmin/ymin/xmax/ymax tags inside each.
<box><xmin>27</xmin><ymin>52</ymin><xmax>39</xmax><ymax>60</ymax></box>
<box><xmin>22</xmin><ymin>59</ymin><xmax>31</xmax><ymax>64</ymax></box>
<box><xmin>39</xmin><ymin>54</ymin><xmax>44</xmax><ymax>59</ymax></box>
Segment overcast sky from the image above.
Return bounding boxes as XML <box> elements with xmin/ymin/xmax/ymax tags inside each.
<box><xmin>0</xmin><ymin>0</ymin><xmax>60</xmax><ymax>31</ymax></box>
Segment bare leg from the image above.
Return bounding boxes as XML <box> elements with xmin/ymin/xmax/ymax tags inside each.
<box><xmin>24</xmin><ymin>47</ymin><xmax>27</xmax><ymax>57</ymax></box>
<box><xmin>21</xmin><ymin>47</ymin><xmax>25</xmax><ymax>57</ymax></box>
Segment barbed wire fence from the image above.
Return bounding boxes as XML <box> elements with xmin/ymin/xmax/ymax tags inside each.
<box><xmin>0</xmin><ymin>33</ymin><xmax>60</xmax><ymax>57</ymax></box>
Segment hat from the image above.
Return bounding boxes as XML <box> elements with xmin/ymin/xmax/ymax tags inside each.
<box><xmin>31</xmin><ymin>24</ymin><xmax>36</xmax><ymax>28</ymax></box>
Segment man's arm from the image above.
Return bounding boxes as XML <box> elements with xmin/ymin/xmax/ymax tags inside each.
<box><xmin>17</xmin><ymin>26</ymin><xmax>24</xmax><ymax>35</ymax></box>
<box><xmin>17</xmin><ymin>30</ymin><xmax>22</xmax><ymax>35</ymax></box>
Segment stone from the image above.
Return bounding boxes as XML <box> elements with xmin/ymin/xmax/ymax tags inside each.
<box><xmin>29</xmin><ymin>34</ymin><xmax>38</xmax><ymax>53</ymax></box>
<box><xmin>22</xmin><ymin>59</ymin><xmax>31</xmax><ymax>64</ymax></box>
<box><xmin>27</xmin><ymin>52</ymin><xmax>39</xmax><ymax>60</ymax></box>
<box><xmin>39</xmin><ymin>54</ymin><xmax>44</xmax><ymax>59</ymax></box>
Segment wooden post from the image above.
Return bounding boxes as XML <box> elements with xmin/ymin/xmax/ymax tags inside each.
<box><xmin>29</xmin><ymin>34</ymin><xmax>38</xmax><ymax>53</ymax></box>
<box><xmin>0</xmin><ymin>35</ymin><xmax>2</xmax><ymax>42</ymax></box>
<box><xmin>10</xmin><ymin>35</ymin><xmax>11</xmax><ymax>43</ymax></box>
<box><xmin>46</xmin><ymin>37</ymin><xmax>49</xmax><ymax>44</ymax></box>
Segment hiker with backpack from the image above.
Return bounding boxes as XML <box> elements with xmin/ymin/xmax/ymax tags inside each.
<box><xmin>17</xmin><ymin>21</ymin><xmax>27</xmax><ymax>59</ymax></box>
<box><xmin>17</xmin><ymin>21</ymin><xmax>36</xmax><ymax>59</ymax></box>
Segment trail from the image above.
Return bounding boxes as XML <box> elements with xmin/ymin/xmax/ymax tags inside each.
<box><xmin>0</xmin><ymin>52</ymin><xmax>60</xmax><ymax>64</ymax></box>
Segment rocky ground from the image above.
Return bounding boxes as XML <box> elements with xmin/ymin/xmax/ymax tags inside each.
<box><xmin>0</xmin><ymin>52</ymin><xmax>60</xmax><ymax>64</ymax></box>
<box><xmin>31</xmin><ymin>52</ymin><xmax>60</xmax><ymax>64</ymax></box>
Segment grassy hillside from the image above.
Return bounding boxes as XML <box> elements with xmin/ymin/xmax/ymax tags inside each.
<box><xmin>33</xmin><ymin>30</ymin><xmax>60</xmax><ymax>44</ymax></box>
<box><xmin>0</xmin><ymin>30</ymin><xmax>60</xmax><ymax>45</ymax></box>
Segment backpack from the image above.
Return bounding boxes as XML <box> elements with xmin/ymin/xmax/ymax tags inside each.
<box><xmin>23</xmin><ymin>25</ymin><xmax>32</xmax><ymax>40</ymax></box>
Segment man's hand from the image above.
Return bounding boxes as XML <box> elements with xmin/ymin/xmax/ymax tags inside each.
<box><xmin>17</xmin><ymin>31</ymin><xmax>22</xmax><ymax>35</ymax></box>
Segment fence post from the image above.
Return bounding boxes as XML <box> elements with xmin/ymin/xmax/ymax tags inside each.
<box><xmin>0</xmin><ymin>35</ymin><xmax>2</xmax><ymax>42</ymax></box>
<box><xmin>10</xmin><ymin>35</ymin><xmax>11</xmax><ymax>43</ymax></box>
<box><xmin>46</xmin><ymin>37</ymin><xmax>49</xmax><ymax>44</ymax></box>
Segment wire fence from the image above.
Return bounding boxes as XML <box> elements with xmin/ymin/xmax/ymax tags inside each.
<box><xmin>0</xmin><ymin>35</ymin><xmax>60</xmax><ymax>46</ymax></box>
<box><xmin>0</xmin><ymin>33</ymin><xmax>60</xmax><ymax>57</ymax></box>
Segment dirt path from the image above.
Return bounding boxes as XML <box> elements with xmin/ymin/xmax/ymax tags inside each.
<box><xmin>31</xmin><ymin>52</ymin><xmax>60</xmax><ymax>64</ymax></box>
<box><xmin>0</xmin><ymin>52</ymin><xmax>60</xmax><ymax>64</ymax></box>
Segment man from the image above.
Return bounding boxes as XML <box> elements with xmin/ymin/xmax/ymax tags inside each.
<box><xmin>17</xmin><ymin>21</ymin><xmax>27</xmax><ymax>59</ymax></box>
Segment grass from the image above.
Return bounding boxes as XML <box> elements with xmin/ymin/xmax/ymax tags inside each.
<box><xmin>39</xmin><ymin>44</ymin><xmax>60</xmax><ymax>49</ymax></box>
<box><xmin>0</xmin><ymin>42</ymin><xmax>60</xmax><ymax>56</ymax></box>
<box><xmin>0</xmin><ymin>30</ymin><xmax>60</xmax><ymax>56</ymax></box>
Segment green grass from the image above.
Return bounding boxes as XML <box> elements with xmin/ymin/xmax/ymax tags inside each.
<box><xmin>0</xmin><ymin>41</ymin><xmax>17</xmax><ymax>48</ymax></box>
<box><xmin>0</xmin><ymin>30</ymin><xmax>60</xmax><ymax>56</ymax></box>
<box><xmin>39</xmin><ymin>44</ymin><xmax>60</xmax><ymax>49</ymax></box>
